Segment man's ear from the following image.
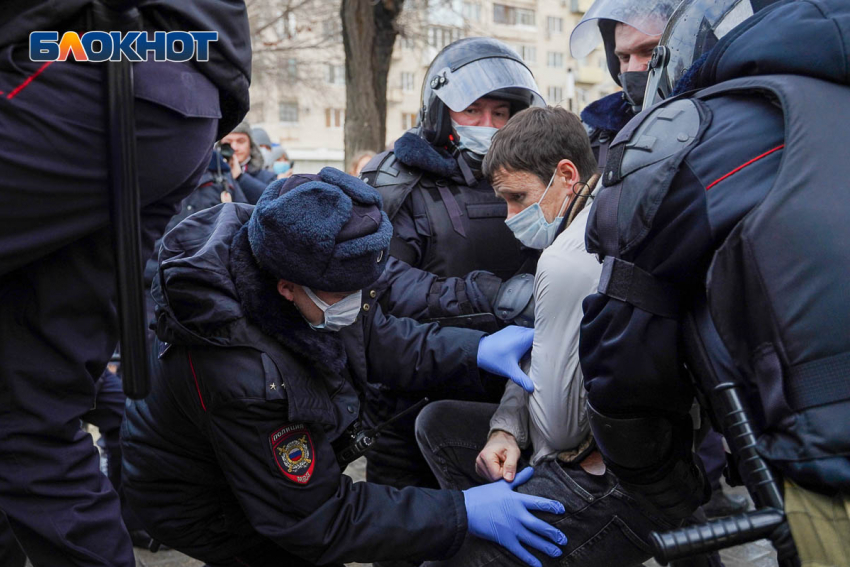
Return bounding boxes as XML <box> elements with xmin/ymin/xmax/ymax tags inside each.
<box><xmin>556</xmin><ymin>159</ymin><xmax>579</xmax><ymax>189</ymax></box>
<box><xmin>277</xmin><ymin>279</ymin><xmax>296</xmax><ymax>302</ymax></box>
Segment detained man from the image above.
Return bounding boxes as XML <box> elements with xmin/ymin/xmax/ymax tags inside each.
<box><xmin>416</xmin><ymin>106</ymin><xmax>679</xmax><ymax>567</ymax></box>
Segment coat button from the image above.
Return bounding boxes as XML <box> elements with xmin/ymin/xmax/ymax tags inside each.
<box><xmin>369</xmin><ymin>290</ymin><xmax>377</xmax><ymax>298</ymax></box>
<box><xmin>347</xmin><ymin>405</ymin><xmax>355</xmax><ymax>414</ymax></box>
<box><xmin>362</xmin><ymin>303</ymin><xmax>371</xmax><ymax>311</ymax></box>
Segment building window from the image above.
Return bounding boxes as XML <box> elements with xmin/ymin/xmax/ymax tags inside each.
<box><xmin>275</xmin><ymin>11</ymin><xmax>297</xmax><ymax>40</ymax></box>
<box><xmin>325</xmin><ymin>108</ymin><xmax>345</xmax><ymax>128</ymax></box>
<box><xmin>326</xmin><ymin>64</ymin><xmax>345</xmax><ymax>85</ymax></box>
<box><xmin>547</xmin><ymin>51</ymin><xmax>564</xmax><ymax>68</ymax></box>
<box><xmin>401</xmin><ymin>72</ymin><xmax>416</xmax><ymax>92</ymax></box>
<box><xmin>428</xmin><ymin>26</ymin><xmax>462</xmax><ymax>49</ymax></box>
<box><xmin>517</xmin><ymin>45</ymin><xmax>536</xmax><ymax>64</ymax></box>
<box><xmin>570</xmin><ymin>0</ymin><xmax>580</xmax><ymax>13</ymax></box>
<box><xmin>493</xmin><ymin>4</ymin><xmax>535</xmax><ymax>27</ymax></box>
<box><xmin>547</xmin><ymin>16</ymin><xmax>563</xmax><ymax>34</ymax></box>
<box><xmin>462</xmin><ymin>1</ymin><xmax>481</xmax><ymax>22</ymax></box>
<box><xmin>279</xmin><ymin>102</ymin><xmax>299</xmax><ymax>124</ymax></box>
<box><xmin>401</xmin><ymin>35</ymin><xmax>415</xmax><ymax>49</ymax></box>
<box><xmin>323</xmin><ymin>19</ymin><xmax>342</xmax><ymax>42</ymax></box>
<box><xmin>402</xmin><ymin>112</ymin><xmax>418</xmax><ymax>130</ymax></box>
<box><xmin>284</xmin><ymin>58</ymin><xmax>297</xmax><ymax>81</ymax></box>
<box><xmin>547</xmin><ymin>86</ymin><xmax>564</xmax><ymax>104</ymax></box>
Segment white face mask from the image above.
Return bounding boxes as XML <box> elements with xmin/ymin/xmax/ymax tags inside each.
<box><xmin>302</xmin><ymin>287</ymin><xmax>362</xmax><ymax>332</ymax></box>
<box><xmin>451</xmin><ymin>119</ymin><xmax>498</xmax><ymax>156</ymax></box>
<box><xmin>504</xmin><ymin>170</ymin><xmax>570</xmax><ymax>250</ymax></box>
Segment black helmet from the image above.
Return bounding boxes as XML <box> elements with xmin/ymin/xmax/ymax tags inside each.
<box><xmin>419</xmin><ymin>37</ymin><xmax>544</xmax><ymax>148</ymax></box>
<box><xmin>643</xmin><ymin>0</ymin><xmax>780</xmax><ymax>108</ymax></box>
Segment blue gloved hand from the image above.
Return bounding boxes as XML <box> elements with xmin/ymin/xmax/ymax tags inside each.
<box><xmin>463</xmin><ymin>467</ymin><xmax>567</xmax><ymax>567</ymax></box>
<box><xmin>477</xmin><ymin>326</ymin><xmax>534</xmax><ymax>392</ymax></box>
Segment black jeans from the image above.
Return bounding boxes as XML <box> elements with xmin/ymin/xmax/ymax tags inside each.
<box><xmin>416</xmin><ymin>400</ymin><xmax>715</xmax><ymax>567</ymax></box>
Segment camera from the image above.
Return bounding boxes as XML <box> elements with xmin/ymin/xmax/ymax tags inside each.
<box><xmin>218</xmin><ymin>142</ymin><xmax>234</xmax><ymax>163</ymax></box>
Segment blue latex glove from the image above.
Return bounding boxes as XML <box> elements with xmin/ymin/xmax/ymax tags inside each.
<box><xmin>477</xmin><ymin>326</ymin><xmax>534</xmax><ymax>392</ymax></box>
<box><xmin>464</xmin><ymin>467</ymin><xmax>567</xmax><ymax>567</ymax></box>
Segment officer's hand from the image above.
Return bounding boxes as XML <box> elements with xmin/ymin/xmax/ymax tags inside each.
<box><xmin>477</xmin><ymin>326</ymin><xmax>534</xmax><ymax>392</ymax></box>
<box><xmin>476</xmin><ymin>430</ymin><xmax>521</xmax><ymax>482</ymax></box>
<box><xmin>229</xmin><ymin>154</ymin><xmax>242</xmax><ymax>179</ymax></box>
<box><xmin>463</xmin><ymin>467</ymin><xmax>567</xmax><ymax>567</ymax></box>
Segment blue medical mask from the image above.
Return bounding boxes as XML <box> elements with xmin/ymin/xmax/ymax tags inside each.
<box><xmin>273</xmin><ymin>161</ymin><xmax>291</xmax><ymax>175</ymax></box>
<box><xmin>452</xmin><ymin>120</ymin><xmax>498</xmax><ymax>156</ymax></box>
<box><xmin>504</xmin><ymin>170</ymin><xmax>570</xmax><ymax>250</ymax></box>
<box><xmin>302</xmin><ymin>287</ymin><xmax>362</xmax><ymax>332</ymax></box>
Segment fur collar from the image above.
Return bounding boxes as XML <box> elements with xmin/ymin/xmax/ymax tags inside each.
<box><xmin>229</xmin><ymin>225</ymin><xmax>347</xmax><ymax>377</ymax></box>
<box><xmin>581</xmin><ymin>92</ymin><xmax>634</xmax><ymax>134</ymax></box>
<box><xmin>393</xmin><ymin>132</ymin><xmax>459</xmax><ymax>178</ymax></box>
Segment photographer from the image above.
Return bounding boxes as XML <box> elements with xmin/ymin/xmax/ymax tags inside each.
<box><xmin>220</xmin><ymin>120</ymin><xmax>277</xmax><ymax>204</ymax></box>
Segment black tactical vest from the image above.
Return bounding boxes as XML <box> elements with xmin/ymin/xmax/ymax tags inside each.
<box><xmin>362</xmin><ymin>151</ymin><xmax>528</xmax><ymax>281</ymax></box>
<box><xmin>594</xmin><ymin>75</ymin><xmax>850</xmax><ymax>492</ymax></box>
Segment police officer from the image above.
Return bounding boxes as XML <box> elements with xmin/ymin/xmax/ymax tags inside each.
<box><xmin>580</xmin><ymin>0</ymin><xmax>850</xmax><ymax>563</ymax></box>
<box><xmin>572</xmin><ymin>0</ymin><xmax>748</xmax><ymax>521</ymax></box>
<box><xmin>0</xmin><ymin>3</ymin><xmax>250</xmax><ymax>566</ymax></box>
<box><xmin>359</xmin><ymin>37</ymin><xmax>544</xmax><ymax>492</ymax></box>
<box><xmin>570</xmin><ymin>0</ymin><xmax>678</xmax><ymax>170</ymax></box>
<box><xmin>121</xmin><ymin>170</ymin><xmax>568</xmax><ymax>567</ymax></box>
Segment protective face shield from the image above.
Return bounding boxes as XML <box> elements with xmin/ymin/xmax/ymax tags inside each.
<box><xmin>644</xmin><ymin>0</ymin><xmax>760</xmax><ymax>109</ymax></box>
<box><xmin>419</xmin><ymin>37</ymin><xmax>545</xmax><ymax>149</ymax></box>
<box><xmin>504</xmin><ymin>170</ymin><xmax>570</xmax><ymax>250</ymax></box>
<box><xmin>302</xmin><ymin>287</ymin><xmax>362</xmax><ymax>332</ymax></box>
<box><xmin>570</xmin><ymin>0</ymin><xmax>679</xmax><ymax>82</ymax></box>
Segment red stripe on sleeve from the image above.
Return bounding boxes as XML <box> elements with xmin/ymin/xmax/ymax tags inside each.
<box><xmin>187</xmin><ymin>352</ymin><xmax>207</xmax><ymax>412</ymax></box>
<box><xmin>706</xmin><ymin>144</ymin><xmax>785</xmax><ymax>191</ymax></box>
<box><xmin>7</xmin><ymin>61</ymin><xmax>54</xmax><ymax>100</ymax></box>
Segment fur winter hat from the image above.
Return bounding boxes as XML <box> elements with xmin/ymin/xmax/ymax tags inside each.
<box><xmin>247</xmin><ymin>167</ymin><xmax>392</xmax><ymax>291</ymax></box>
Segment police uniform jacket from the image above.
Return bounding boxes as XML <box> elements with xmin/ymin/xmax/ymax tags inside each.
<box><xmin>580</xmin><ymin>0</ymin><xmax>850</xmax><ymax>492</ymax></box>
<box><xmin>1</xmin><ymin>0</ymin><xmax>251</xmax><ymax>137</ymax></box>
<box><xmin>122</xmin><ymin>203</ymin><xmax>484</xmax><ymax>565</ymax></box>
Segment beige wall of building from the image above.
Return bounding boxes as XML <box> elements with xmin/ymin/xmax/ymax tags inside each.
<box><xmin>246</xmin><ymin>0</ymin><xmax>615</xmax><ymax>173</ymax></box>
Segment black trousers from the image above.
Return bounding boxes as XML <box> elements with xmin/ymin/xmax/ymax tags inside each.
<box><xmin>0</xmin><ymin>46</ymin><xmax>218</xmax><ymax>566</ymax></box>
<box><xmin>416</xmin><ymin>401</ymin><xmax>722</xmax><ymax>567</ymax></box>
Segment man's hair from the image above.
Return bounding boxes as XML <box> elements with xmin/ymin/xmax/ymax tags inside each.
<box><xmin>483</xmin><ymin>106</ymin><xmax>597</xmax><ymax>185</ymax></box>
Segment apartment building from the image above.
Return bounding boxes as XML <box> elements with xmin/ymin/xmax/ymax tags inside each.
<box><xmin>247</xmin><ymin>0</ymin><xmax>615</xmax><ymax>172</ymax></box>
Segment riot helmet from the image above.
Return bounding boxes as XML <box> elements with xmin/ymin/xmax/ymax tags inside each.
<box><xmin>643</xmin><ymin>0</ymin><xmax>779</xmax><ymax>109</ymax></box>
<box><xmin>570</xmin><ymin>0</ymin><xmax>677</xmax><ymax>112</ymax></box>
<box><xmin>419</xmin><ymin>37</ymin><xmax>544</xmax><ymax>151</ymax></box>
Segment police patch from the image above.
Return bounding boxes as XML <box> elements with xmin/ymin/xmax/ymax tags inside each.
<box><xmin>269</xmin><ymin>424</ymin><xmax>315</xmax><ymax>485</ymax></box>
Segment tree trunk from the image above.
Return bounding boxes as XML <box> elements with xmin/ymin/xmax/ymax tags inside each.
<box><xmin>341</xmin><ymin>0</ymin><xmax>404</xmax><ymax>167</ymax></box>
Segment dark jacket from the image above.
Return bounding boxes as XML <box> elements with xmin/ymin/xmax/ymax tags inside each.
<box><xmin>237</xmin><ymin>162</ymin><xmax>278</xmax><ymax>205</ymax></box>
<box><xmin>122</xmin><ymin>203</ymin><xmax>484</xmax><ymax>565</ymax></box>
<box><xmin>0</xmin><ymin>1</ymin><xmax>251</xmax><ymax>137</ymax></box>
<box><xmin>580</xmin><ymin>0</ymin><xmax>850</xmax><ymax>490</ymax></box>
<box><xmin>581</xmin><ymin>92</ymin><xmax>634</xmax><ymax>170</ymax></box>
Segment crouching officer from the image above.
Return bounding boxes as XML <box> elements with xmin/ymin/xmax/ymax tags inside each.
<box><xmin>580</xmin><ymin>0</ymin><xmax>850</xmax><ymax>563</ymax></box>
<box><xmin>121</xmin><ymin>169</ymin><xmax>568</xmax><ymax>567</ymax></box>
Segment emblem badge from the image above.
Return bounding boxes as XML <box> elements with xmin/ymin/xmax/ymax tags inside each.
<box><xmin>269</xmin><ymin>424</ymin><xmax>315</xmax><ymax>485</ymax></box>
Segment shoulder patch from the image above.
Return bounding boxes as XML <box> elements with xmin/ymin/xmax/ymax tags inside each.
<box><xmin>269</xmin><ymin>424</ymin><xmax>315</xmax><ymax>485</ymax></box>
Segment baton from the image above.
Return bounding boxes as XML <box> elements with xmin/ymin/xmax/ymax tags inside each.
<box><xmin>93</xmin><ymin>0</ymin><xmax>149</xmax><ymax>399</ymax></box>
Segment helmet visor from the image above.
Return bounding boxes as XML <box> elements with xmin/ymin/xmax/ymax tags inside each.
<box><xmin>431</xmin><ymin>57</ymin><xmax>545</xmax><ymax>113</ymax></box>
<box><xmin>662</xmin><ymin>0</ymin><xmax>754</xmax><ymax>91</ymax></box>
<box><xmin>570</xmin><ymin>0</ymin><xmax>680</xmax><ymax>58</ymax></box>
